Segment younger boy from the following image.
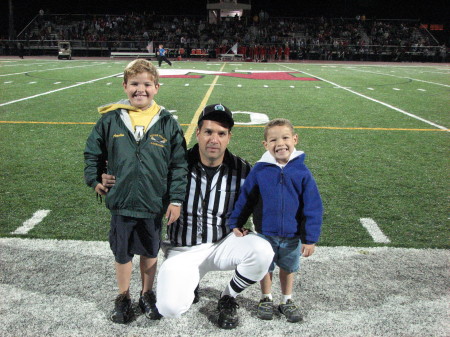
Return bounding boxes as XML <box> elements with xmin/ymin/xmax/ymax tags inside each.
<box><xmin>228</xmin><ymin>118</ymin><xmax>323</xmax><ymax>323</ymax></box>
<box><xmin>84</xmin><ymin>59</ymin><xmax>187</xmax><ymax>324</ymax></box>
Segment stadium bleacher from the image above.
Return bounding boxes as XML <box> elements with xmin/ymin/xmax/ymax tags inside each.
<box><xmin>1</xmin><ymin>13</ymin><xmax>447</xmax><ymax>62</ymax></box>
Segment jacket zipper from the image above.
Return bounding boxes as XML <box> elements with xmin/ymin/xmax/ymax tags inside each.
<box><xmin>280</xmin><ymin>167</ymin><xmax>285</xmax><ymax>236</ymax></box>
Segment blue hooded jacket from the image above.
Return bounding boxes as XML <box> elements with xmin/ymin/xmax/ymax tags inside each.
<box><xmin>228</xmin><ymin>150</ymin><xmax>323</xmax><ymax>244</ymax></box>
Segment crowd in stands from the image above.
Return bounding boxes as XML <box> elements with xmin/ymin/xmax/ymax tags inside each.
<box><xmin>2</xmin><ymin>11</ymin><xmax>447</xmax><ymax>62</ymax></box>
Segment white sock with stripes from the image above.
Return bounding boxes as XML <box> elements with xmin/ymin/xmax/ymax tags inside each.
<box><xmin>221</xmin><ymin>269</ymin><xmax>256</xmax><ymax>298</ymax></box>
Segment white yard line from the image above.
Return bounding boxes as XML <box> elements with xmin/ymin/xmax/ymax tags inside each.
<box><xmin>0</xmin><ymin>63</ymin><xmax>107</xmax><ymax>77</ymax></box>
<box><xmin>281</xmin><ymin>65</ymin><xmax>448</xmax><ymax>131</ymax></box>
<box><xmin>360</xmin><ymin>218</ymin><xmax>391</xmax><ymax>244</ymax></box>
<box><xmin>349</xmin><ymin>68</ymin><xmax>450</xmax><ymax>88</ymax></box>
<box><xmin>0</xmin><ymin>73</ymin><xmax>122</xmax><ymax>107</ymax></box>
<box><xmin>11</xmin><ymin>210</ymin><xmax>51</xmax><ymax>235</ymax></box>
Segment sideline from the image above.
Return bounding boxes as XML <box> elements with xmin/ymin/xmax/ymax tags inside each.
<box><xmin>281</xmin><ymin>64</ymin><xmax>449</xmax><ymax>131</ymax></box>
<box><xmin>0</xmin><ymin>237</ymin><xmax>448</xmax><ymax>337</ymax></box>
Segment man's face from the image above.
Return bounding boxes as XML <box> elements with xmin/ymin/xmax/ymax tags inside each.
<box><xmin>123</xmin><ymin>72</ymin><xmax>159</xmax><ymax>110</ymax></box>
<box><xmin>196</xmin><ymin>120</ymin><xmax>232</xmax><ymax>167</ymax></box>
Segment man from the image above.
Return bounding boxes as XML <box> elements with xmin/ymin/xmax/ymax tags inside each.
<box><xmin>102</xmin><ymin>104</ymin><xmax>273</xmax><ymax>329</ymax></box>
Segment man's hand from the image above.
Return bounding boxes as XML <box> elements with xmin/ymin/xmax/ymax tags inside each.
<box><xmin>302</xmin><ymin>244</ymin><xmax>316</xmax><ymax>257</ymax></box>
<box><xmin>232</xmin><ymin>227</ymin><xmax>249</xmax><ymax>237</ymax></box>
<box><xmin>94</xmin><ymin>183</ymin><xmax>109</xmax><ymax>195</ymax></box>
<box><xmin>165</xmin><ymin>204</ymin><xmax>181</xmax><ymax>225</ymax></box>
<box><xmin>102</xmin><ymin>173</ymin><xmax>116</xmax><ymax>188</ymax></box>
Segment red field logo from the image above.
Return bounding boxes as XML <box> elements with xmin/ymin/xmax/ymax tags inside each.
<box><xmin>158</xmin><ymin>69</ymin><xmax>319</xmax><ymax>81</ymax></box>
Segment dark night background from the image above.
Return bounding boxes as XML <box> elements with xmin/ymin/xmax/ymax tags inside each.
<box><xmin>1</xmin><ymin>0</ymin><xmax>449</xmax><ymax>38</ymax></box>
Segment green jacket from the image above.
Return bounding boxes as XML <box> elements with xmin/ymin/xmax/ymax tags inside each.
<box><xmin>84</xmin><ymin>102</ymin><xmax>188</xmax><ymax>218</ymax></box>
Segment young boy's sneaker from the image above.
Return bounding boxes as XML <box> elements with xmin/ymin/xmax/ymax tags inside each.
<box><xmin>278</xmin><ymin>299</ymin><xmax>303</xmax><ymax>323</ymax></box>
<box><xmin>110</xmin><ymin>294</ymin><xmax>134</xmax><ymax>324</ymax></box>
<box><xmin>217</xmin><ymin>295</ymin><xmax>239</xmax><ymax>329</ymax></box>
<box><xmin>139</xmin><ymin>290</ymin><xmax>162</xmax><ymax>320</ymax></box>
<box><xmin>257</xmin><ymin>297</ymin><xmax>274</xmax><ymax>320</ymax></box>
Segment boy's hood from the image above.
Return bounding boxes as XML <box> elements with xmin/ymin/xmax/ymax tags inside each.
<box><xmin>258</xmin><ymin>149</ymin><xmax>305</xmax><ymax>165</ymax></box>
<box><xmin>97</xmin><ymin>99</ymin><xmax>148</xmax><ymax>114</ymax></box>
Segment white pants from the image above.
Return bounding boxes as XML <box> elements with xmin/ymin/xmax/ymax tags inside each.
<box><xmin>156</xmin><ymin>233</ymin><xmax>274</xmax><ymax>318</ymax></box>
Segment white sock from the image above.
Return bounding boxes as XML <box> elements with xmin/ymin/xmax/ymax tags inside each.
<box><xmin>281</xmin><ymin>294</ymin><xmax>292</xmax><ymax>304</ymax></box>
<box><xmin>221</xmin><ymin>285</ymin><xmax>238</xmax><ymax>298</ymax></box>
<box><xmin>261</xmin><ymin>293</ymin><xmax>272</xmax><ymax>300</ymax></box>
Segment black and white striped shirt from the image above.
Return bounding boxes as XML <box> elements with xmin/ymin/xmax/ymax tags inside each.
<box><xmin>168</xmin><ymin>144</ymin><xmax>251</xmax><ymax>246</ymax></box>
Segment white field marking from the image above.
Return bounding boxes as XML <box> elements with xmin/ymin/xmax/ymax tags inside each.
<box><xmin>184</xmin><ymin>83</ymin><xmax>190</xmax><ymax>86</ymax></box>
<box><xmin>393</xmin><ymin>88</ymin><xmax>400</xmax><ymax>91</ymax></box>
<box><xmin>237</xmin><ymin>84</ymin><xmax>242</xmax><ymax>87</ymax></box>
<box><xmin>4</xmin><ymin>81</ymin><xmax>13</xmax><ymax>84</ymax></box>
<box><xmin>281</xmin><ymin>65</ymin><xmax>448</xmax><ymax>131</ymax></box>
<box><xmin>183</xmin><ymin>63</ymin><xmax>227</xmax><ymax>146</ymax></box>
<box><xmin>0</xmin><ymin>62</ymin><xmax>60</xmax><ymax>68</ymax></box>
<box><xmin>0</xmin><ymin>73</ymin><xmax>122</xmax><ymax>107</ymax></box>
<box><xmin>368</xmin><ymin>88</ymin><xmax>375</xmax><ymax>90</ymax></box>
<box><xmin>315</xmin><ymin>86</ymin><xmax>321</xmax><ymax>89</ymax></box>
<box><xmin>0</xmin><ymin>63</ymin><xmax>107</xmax><ymax>77</ymax></box>
<box><xmin>54</xmin><ymin>82</ymin><xmax>61</xmax><ymax>84</ymax></box>
<box><xmin>235</xmin><ymin>70</ymin><xmax>297</xmax><ymax>73</ymax></box>
<box><xmin>418</xmin><ymin>89</ymin><xmax>426</xmax><ymax>91</ymax></box>
<box><xmin>290</xmin><ymin>85</ymin><xmax>295</xmax><ymax>88</ymax></box>
<box><xmin>28</xmin><ymin>82</ymin><xmax>36</xmax><ymax>84</ymax></box>
<box><xmin>360</xmin><ymin>218</ymin><xmax>391</xmax><ymax>244</ymax></box>
<box><xmin>263</xmin><ymin>85</ymin><xmax>269</xmax><ymax>88</ymax></box>
<box><xmin>349</xmin><ymin>68</ymin><xmax>450</xmax><ymax>88</ymax></box>
<box><xmin>11</xmin><ymin>210</ymin><xmax>51</xmax><ymax>235</ymax></box>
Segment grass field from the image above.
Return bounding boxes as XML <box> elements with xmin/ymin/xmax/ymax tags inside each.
<box><xmin>0</xmin><ymin>57</ymin><xmax>449</xmax><ymax>337</ymax></box>
<box><xmin>0</xmin><ymin>58</ymin><xmax>449</xmax><ymax>249</ymax></box>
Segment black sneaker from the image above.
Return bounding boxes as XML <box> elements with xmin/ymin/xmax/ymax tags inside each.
<box><xmin>139</xmin><ymin>290</ymin><xmax>162</xmax><ymax>320</ymax></box>
<box><xmin>193</xmin><ymin>285</ymin><xmax>200</xmax><ymax>304</ymax></box>
<box><xmin>257</xmin><ymin>297</ymin><xmax>273</xmax><ymax>320</ymax></box>
<box><xmin>278</xmin><ymin>299</ymin><xmax>303</xmax><ymax>323</ymax></box>
<box><xmin>110</xmin><ymin>294</ymin><xmax>134</xmax><ymax>324</ymax></box>
<box><xmin>217</xmin><ymin>295</ymin><xmax>239</xmax><ymax>329</ymax></box>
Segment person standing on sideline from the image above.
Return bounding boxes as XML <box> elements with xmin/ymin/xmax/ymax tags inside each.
<box><xmin>84</xmin><ymin>59</ymin><xmax>187</xmax><ymax>324</ymax></box>
<box><xmin>157</xmin><ymin>44</ymin><xmax>172</xmax><ymax>66</ymax></box>
<box><xmin>228</xmin><ymin>118</ymin><xmax>323</xmax><ymax>323</ymax></box>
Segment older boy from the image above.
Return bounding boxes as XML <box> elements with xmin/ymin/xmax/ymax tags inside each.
<box><xmin>84</xmin><ymin>59</ymin><xmax>187</xmax><ymax>324</ymax></box>
<box><xmin>228</xmin><ymin>118</ymin><xmax>323</xmax><ymax>323</ymax></box>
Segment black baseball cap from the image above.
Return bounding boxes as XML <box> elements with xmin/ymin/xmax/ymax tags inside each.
<box><xmin>198</xmin><ymin>104</ymin><xmax>234</xmax><ymax>129</ymax></box>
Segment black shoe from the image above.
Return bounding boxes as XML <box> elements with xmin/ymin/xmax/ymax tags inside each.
<box><xmin>139</xmin><ymin>290</ymin><xmax>162</xmax><ymax>320</ymax></box>
<box><xmin>278</xmin><ymin>299</ymin><xmax>303</xmax><ymax>323</ymax></box>
<box><xmin>193</xmin><ymin>285</ymin><xmax>200</xmax><ymax>304</ymax></box>
<box><xmin>110</xmin><ymin>294</ymin><xmax>134</xmax><ymax>324</ymax></box>
<box><xmin>217</xmin><ymin>295</ymin><xmax>239</xmax><ymax>329</ymax></box>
